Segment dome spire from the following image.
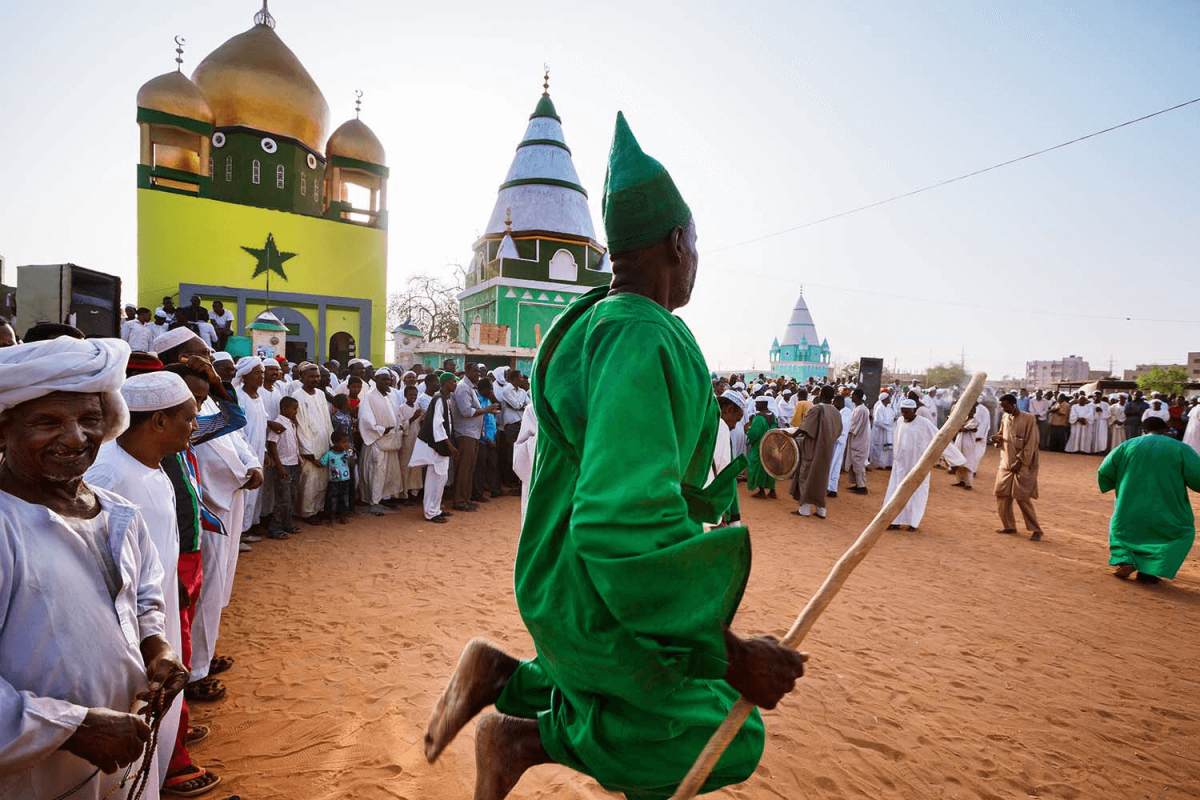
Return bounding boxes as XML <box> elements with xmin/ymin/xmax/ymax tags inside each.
<box><xmin>254</xmin><ymin>0</ymin><xmax>276</xmax><ymax>29</ymax></box>
<box><xmin>543</xmin><ymin>63</ymin><xmax>550</xmax><ymax>96</ymax></box>
<box><xmin>174</xmin><ymin>35</ymin><xmax>186</xmax><ymax>72</ymax></box>
<box><xmin>355</xmin><ymin>89</ymin><xmax>363</xmax><ymax>119</ymax></box>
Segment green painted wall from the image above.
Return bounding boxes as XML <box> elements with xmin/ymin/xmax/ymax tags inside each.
<box><xmin>208</xmin><ymin>129</ymin><xmax>325</xmax><ymax>216</ymax></box>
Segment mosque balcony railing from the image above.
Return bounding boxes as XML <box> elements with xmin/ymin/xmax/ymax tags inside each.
<box><xmin>137</xmin><ymin>164</ymin><xmax>211</xmax><ymax>197</ymax></box>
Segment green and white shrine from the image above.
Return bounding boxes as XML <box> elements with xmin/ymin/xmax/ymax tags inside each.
<box><xmin>769</xmin><ymin>290</ymin><xmax>832</xmax><ymax>381</ymax></box>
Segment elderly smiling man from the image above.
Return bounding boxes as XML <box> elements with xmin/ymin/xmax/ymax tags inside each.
<box><xmin>0</xmin><ymin>336</ymin><xmax>188</xmax><ymax>799</ymax></box>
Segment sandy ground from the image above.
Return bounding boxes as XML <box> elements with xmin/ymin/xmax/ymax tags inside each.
<box><xmin>192</xmin><ymin>448</ymin><xmax>1200</xmax><ymax>800</ymax></box>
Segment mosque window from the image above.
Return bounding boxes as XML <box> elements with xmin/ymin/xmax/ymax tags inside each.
<box><xmin>252</xmin><ymin>160</ymin><xmax>260</xmax><ymax>184</ymax></box>
<box><xmin>276</xmin><ymin>165</ymin><xmax>285</xmax><ymax>189</ymax></box>
<box><xmin>225</xmin><ymin>156</ymin><xmax>233</xmax><ymax>181</ymax></box>
<box><xmin>207</xmin><ymin>157</ymin><xmax>213</xmax><ymax>177</ymax></box>
<box><xmin>300</xmin><ymin>172</ymin><xmax>307</xmax><ymax>196</ymax></box>
<box><xmin>314</xmin><ymin>181</ymin><xmax>320</xmax><ymax>203</ymax></box>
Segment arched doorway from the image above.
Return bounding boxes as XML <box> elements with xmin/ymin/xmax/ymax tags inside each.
<box><xmin>267</xmin><ymin>306</ymin><xmax>316</xmax><ymax>366</ymax></box>
<box><xmin>329</xmin><ymin>331</ymin><xmax>356</xmax><ymax>366</ymax></box>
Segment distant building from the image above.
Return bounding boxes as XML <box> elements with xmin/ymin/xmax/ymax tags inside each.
<box><xmin>1189</xmin><ymin>352</ymin><xmax>1200</xmax><ymax>383</ymax></box>
<box><xmin>1026</xmin><ymin>356</ymin><xmax>1089</xmax><ymax>387</ymax></box>
<box><xmin>769</xmin><ymin>291</ymin><xmax>831</xmax><ymax>382</ymax></box>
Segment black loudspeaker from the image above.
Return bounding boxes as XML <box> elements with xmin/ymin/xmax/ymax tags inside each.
<box><xmin>859</xmin><ymin>357</ymin><xmax>883</xmax><ymax>407</ymax></box>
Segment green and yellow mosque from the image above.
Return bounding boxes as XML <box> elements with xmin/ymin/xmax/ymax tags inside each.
<box><xmin>136</xmin><ymin>2</ymin><xmax>387</xmax><ymax>364</ymax></box>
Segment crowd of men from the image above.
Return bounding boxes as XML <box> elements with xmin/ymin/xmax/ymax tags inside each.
<box><xmin>0</xmin><ymin>318</ymin><xmax>536</xmax><ymax>799</ymax></box>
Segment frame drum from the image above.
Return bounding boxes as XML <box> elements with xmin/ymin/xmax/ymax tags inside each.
<box><xmin>760</xmin><ymin>427</ymin><xmax>800</xmax><ymax>480</ymax></box>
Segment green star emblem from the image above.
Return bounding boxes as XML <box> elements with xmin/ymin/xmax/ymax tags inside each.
<box><xmin>242</xmin><ymin>233</ymin><xmax>297</xmax><ymax>280</ymax></box>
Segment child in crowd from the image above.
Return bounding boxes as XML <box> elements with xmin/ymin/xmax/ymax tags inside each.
<box><xmin>321</xmin><ymin>430</ymin><xmax>356</xmax><ymax>524</ymax></box>
<box><xmin>346</xmin><ymin>375</ymin><xmax>364</xmax><ymax>411</ymax></box>
<box><xmin>266</xmin><ymin>395</ymin><xmax>302</xmax><ymax>538</ymax></box>
<box><xmin>331</xmin><ymin>394</ymin><xmax>355</xmax><ymax>440</ymax></box>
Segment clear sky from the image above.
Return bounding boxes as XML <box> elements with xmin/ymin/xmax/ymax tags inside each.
<box><xmin>1</xmin><ymin>0</ymin><xmax>1196</xmax><ymax>378</ymax></box>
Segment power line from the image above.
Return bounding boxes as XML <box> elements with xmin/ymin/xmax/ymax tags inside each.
<box><xmin>706</xmin><ymin>96</ymin><xmax>1200</xmax><ymax>256</ymax></box>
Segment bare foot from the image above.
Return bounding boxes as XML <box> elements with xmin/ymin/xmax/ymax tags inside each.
<box><xmin>424</xmin><ymin>639</ymin><xmax>519</xmax><ymax>763</ymax></box>
<box><xmin>473</xmin><ymin>713</ymin><xmax>550</xmax><ymax>800</ymax></box>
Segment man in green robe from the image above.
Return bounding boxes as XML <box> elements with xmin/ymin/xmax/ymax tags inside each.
<box><xmin>423</xmin><ymin>112</ymin><xmax>808</xmax><ymax>800</ymax></box>
<box><xmin>1099</xmin><ymin>415</ymin><xmax>1200</xmax><ymax>583</ymax></box>
<box><xmin>746</xmin><ymin>397</ymin><xmax>777</xmax><ymax>498</ymax></box>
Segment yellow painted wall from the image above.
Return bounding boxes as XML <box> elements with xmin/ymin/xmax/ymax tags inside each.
<box><xmin>137</xmin><ymin>189</ymin><xmax>387</xmax><ymax>362</ymax></box>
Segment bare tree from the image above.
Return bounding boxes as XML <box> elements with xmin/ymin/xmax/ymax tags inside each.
<box><xmin>387</xmin><ymin>271</ymin><xmax>462</xmax><ymax>342</ymax></box>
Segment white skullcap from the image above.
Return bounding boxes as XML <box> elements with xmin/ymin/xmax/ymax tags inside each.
<box><xmin>403</xmin><ymin>370</ymin><xmax>417</xmax><ymax>379</ymax></box>
<box><xmin>720</xmin><ymin>389</ymin><xmax>747</xmax><ymax>412</ymax></box>
<box><xmin>349</xmin><ymin>358</ymin><xmax>369</xmax><ymax>368</ymax></box>
<box><xmin>879</xmin><ymin>391</ymin><xmax>890</xmax><ymax>398</ymax></box>
<box><xmin>733</xmin><ymin>382</ymin><xmax>746</xmax><ymax>390</ymax></box>
<box><xmin>152</xmin><ymin>327</ymin><xmax>201</xmax><ymax>355</ymax></box>
<box><xmin>0</xmin><ymin>337</ymin><xmax>131</xmax><ymax>441</ymax></box>
<box><xmin>899</xmin><ymin>398</ymin><xmax>918</xmax><ymax>409</ymax></box>
<box><xmin>375</xmin><ymin>367</ymin><xmax>394</xmax><ymax>379</ymax></box>
<box><xmin>211</xmin><ymin>351</ymin><xmax>234</xmax><ymax>364</ymax></box>
<box><xmin>122</xmin><ymin>372</ymin><xmax>192</xmax><ymax>412</ymax></box>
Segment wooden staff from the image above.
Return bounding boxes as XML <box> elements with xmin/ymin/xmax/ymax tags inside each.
<box><xmin>670</xmin><ymin>372</ymin><xmax>988</xmax><ymax>800</ymax></box>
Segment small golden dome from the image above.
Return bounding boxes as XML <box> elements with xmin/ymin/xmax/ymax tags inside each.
<box><xmin>136</xmin><ymin>71</ymin><xmax>213</xmax><ymax>123</ymax></box>
<box><xmin>326</xmin><ymin>118</ymin><xmax>386</xmax><ymax>166</ymax></box>
<box><xmin>191</xmin><ymin>23</ymin><xmax>330</xmax><ymax>153</ymax></box>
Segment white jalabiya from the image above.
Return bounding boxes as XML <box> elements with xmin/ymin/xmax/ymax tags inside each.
<box><xmin>1109</xmin><ymin>401</ymin><xmax>1128</xmax><ymax>449</ymax></box>
<box><xmin>409</xmin><ymin>394</ymin><xmax>453</xmax><ymax>520</ymax></box>
<box><xmin>827</xmin><ymin>403</ymin><xmax>854</xmax><ymax>492</ymax></box>
<box><xmin>776</xmin><ymin>398</ymin><xmax>794</xmax><ymax>426</ymax></box>
<box><xmin>191</xmin><ymin>397</ymin><xmax>259</xmax><ymax>681</ymax></box>
<box><xmin>917</xmin><ymin>396</ymin><xmax>937</xmax><ymax>425</ymax></box>
<box><xmin>870</xmin><ymin>401</ymin><xmax>896</xmax><ymax>467</ymax></box>
<box><xmin>235</xmin><ymin>386</ymin><xmax>268</xmax><ymax>530</ymax></box>
<box><xmin>1142</xmin><ymin>403</ymin><xmax>1170</xmax><ymax>424</ymax></box>
<box><xmin>883</xmin><ymin>416</ymin><xmax>965</xmax><ymax>528</ymax></box>
<box><xmin>259</xmin><ymin>383</ymin><xmax>284</xmax><ymax>519</ymax></box>
<box><xmin>85</xmin><ymin>441</ymin><xmax>183</xmax><ymax>789</ymax></box>
<box><xmin>294</xmin><ymin>386</ymin><xmax>334</xmax><ymax>516</ymax></box>
<box><xmin>1090</xmin><ymin>402</ymin><xmax>1110</xmax><ymax>452</ymax></box>
<box><xmin>729</xmin><ymin>419</ymin><xmax>748</xmax><ymax>462</ymax></box>
<box><xmin>398</xmin><ymin>400</ymin><xmax>424</xmax><ymax>493</ymax></box>
<box><xmin>0</xmin><ymin>487</ymin><xmax>166</xmax><ymax>800</ymax></box>
<box><xmin>1066</xmin><ymin>403</ymin><xmax>1095</xmax><ymax>453</ymax></box>
<box><xmin>512</xmin><ymin>402</ymin><xmax>539</xmax><ymax>523</ymax></box>
<box><xmin>1184</xmin><ymin>406</ymin><xmax>1200</xmax><ymax>456</ymax></box>
<box><xmin>358</xmin><ymin>386</ymin><xmax>404</xmax><ymax>504</ymax></box>
<box><xmin>951</xmin><ymin>405</ymin><xmax>991</xmax><ymax>486</ymax></box>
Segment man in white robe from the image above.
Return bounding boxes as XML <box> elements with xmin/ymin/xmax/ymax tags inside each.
<box><xmin>233</xmin><ymin>357</ymin><xmax>268</xmax><ymax>534</ymax></box>
<box><xmin>1109</xmin><ymin>394</ymin><xmax>1128</xmax><ymax>450</ymax></box>
<box><xmin>512</xmin><ymin>402</ymin><xmax>539</xmax><ymax>523</ymax></box>
<box><xmin>1066</xmin><ymin>397</ymin><xmax>1095</xmax><ymax>453</ymax></box>
<box><xmin>190</xmin><ymin>362</ymin><xmax>262</xmax><ymax>687</ymax></box>
<box><xmin>724</xmin><ymin>389</ymin><xmax>749</xmax><ymax>463</ymax></box>
<box><xmin>1184</xmin><ymin>402</ymin><xmax>1200</xmax><ymax>456</ymax></box>
<box><xmin>826</xmin><ymin>397</ymin><xmax>854</xmax><ymax>495</ymax></box>
<box><xmin>398</xmin><ymin>383</ymin><xmax>425</xmax><ymax>501</ymax></box>
<box><xmin>0</xmin><ymin>336</ymin><xmax>187</xmax><ymax>800</ymax></box>
<box><xmin>1089</xmin><ymin>396</ymin><xmax>1110</xmax><ymax>453</ymax></box>
<box><xmin>884</xmin><ymin>399</ymin><xmax>965</xmax><ymax>531</ymax></box>
<box><xmin>1142</xmin><ymin>398</ymin><xmax>1170</xmax><ymax>425</ymax></box>
<box><xmin>294</xmin><ymin>362</ymin><xmax>334</xmax><ymax>518</ymax></box>
<box><xmin>950</xmin><ymin>400</ymin><xmax>991</xmax><ymax>489</ymax></box>
<box><xmin>870</xmin><ymin>392</ymin><xmax>896</xmax><ymax>468</ymax></box>
<box><xmin>777</xmin><ymin>390</ymin><xmax>795</xmax><ymax>427</ymax></box>
<box><xmin>86</xmin><ymin>371</ymin><xmax>197</xmax><ymax>788</ymax></box>
<box><xmin>359</xmin><ymin>369</ymin><xmax>405</xmax><ymax>513</ymax></box>
<box><xmin>410</xmin><ymin>372</ymin><xmax>458</xmax><ymax>522</ymax></box>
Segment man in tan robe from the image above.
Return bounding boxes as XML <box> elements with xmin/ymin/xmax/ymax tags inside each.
<box><xmin>991</xmin><ymin>393</ymin><xmax>1043</xmax><ymax>541</ymax></box>
<box><xmin>846</xmin><ymin>388</ymin><xmax>871</xmax><ymax>494</ymax></box>
<box><xmin>791</xmin><ymin>384</ymin><xmax>843</xmax><ymax>519</ymax></box>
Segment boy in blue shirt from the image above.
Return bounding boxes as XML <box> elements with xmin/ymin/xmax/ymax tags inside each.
<box><xmin>320</xmin><ymin>430</ymin><xmax>356</xmax><ymax>524</ymax></box>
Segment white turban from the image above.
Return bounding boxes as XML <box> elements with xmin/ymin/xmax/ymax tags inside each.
<box><xmin>899</xmin><ymin>398</ymin><xmax>918</xmax><ymax>409</ymax></box>
<box><xmin>122</xmin><ymin>372</ymin><xmax>192</xmax><ymax>412</ymax></box>
<box><xmin>211</xmin><ymin>351</ymin><xmax>234</xmax><ymax>365</ymax></box>
<box><xmin>232</xmin><ymin>356</ymin><xmax>264</xmax><ymax>388</ymax></box>
<box><xmin>0</xmin><ymin>336</ymin><xmax>131</xmax><ymax>440</ymax></box>
<box><xmin>491</xmin><ymin>366</ymin><xmax>508</xmax><ymax>387</ymax></box>
<box><xmin>152</xmin><ymin>327</ymin><xmax>202</xmax><ymax>356</ymax></box>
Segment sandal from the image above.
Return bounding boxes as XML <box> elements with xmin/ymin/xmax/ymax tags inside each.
<box><xmin>186</xmin><ymin>725</ymin><xmax>211</xmax><ymax>745</ymax></box>
<box><xmin>209</xmin><ymin>655</ymin><xmax>234</xmax><ymax>675</ymax></box>
<box><xmin>185</xmin><ymin>677</ymin><xmax>227</xmax><ymax>703</ymax></box>
<box><xmin>163</xmin><ymin>764</ymin><xmax>221</xmax><ymax>797</ymax></box>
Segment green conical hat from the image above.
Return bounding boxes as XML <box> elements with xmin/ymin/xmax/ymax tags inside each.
<box><xmin>601</xmin><ymin>111</ymin><xmax>692</xmax><ymax>254</ymax></box>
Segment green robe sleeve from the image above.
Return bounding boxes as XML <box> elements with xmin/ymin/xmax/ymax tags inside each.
<box><xmin>1183</xmin><ymin>443</ymin><xmax>1200</xmax><ymax>493</ymax></box>
<box><xmin>1097</xmin><ymin>445</ymin><xmax>1121</xmax><ymax>494</ymax></box>
<box><xmin>571</xmin><ymin>319</ymin><xmax>751</xmax><ymax>681</ymax></box>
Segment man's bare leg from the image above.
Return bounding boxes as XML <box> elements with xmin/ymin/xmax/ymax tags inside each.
<box><xmin>425</xmin><ymin>638</ymin><xmax>520</xmax><ymax>762</ymax></box>
<box><xmin>473</xmin><ymin>713</ymin><xmax>552</xmax><ymax>800</ymax></box>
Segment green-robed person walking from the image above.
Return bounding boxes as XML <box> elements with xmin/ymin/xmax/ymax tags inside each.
<box><xmin>423</xmin><ymin>112</ymin><xmax>808</xmax><ymax>800</ymax></box>
<box><xmin>746</xmin><ymin>397</ymin><xmax>778</xmax><ymax>499</ymax></box>
<box><xmin>1099</xmin><ymin>415</ymin><xmax>1200</xmax><ymax>584</ymax></box>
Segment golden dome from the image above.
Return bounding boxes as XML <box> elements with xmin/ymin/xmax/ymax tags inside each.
<box><xmin>137</xmin><ymin>71</ymin><xmax>213</xmax><ymax>123</ymax></box>
<box><xmin>191</xmin><ymin>23</ymin><xmax>330</xmax><ymax>153</ymax></box>
<box><xmin>326</xmin><ymin>118</ymin><xmax>386</xmax><ymax>166</ymax></box>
